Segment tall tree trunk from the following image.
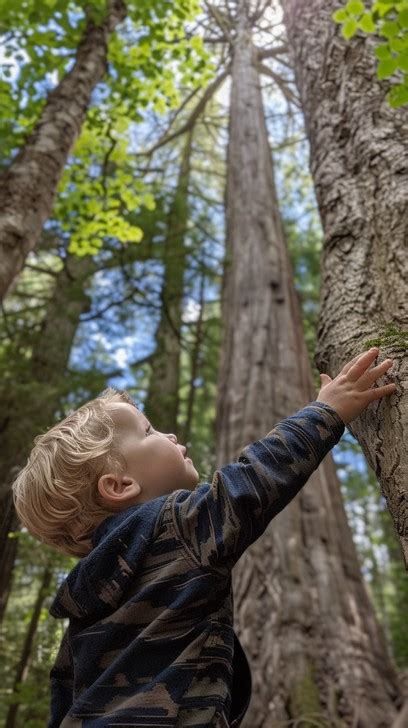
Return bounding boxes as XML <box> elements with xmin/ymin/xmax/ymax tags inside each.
<box><xmin>179</xmin><ymin>255</ymin><xmax>207</xmax><ymax>446</ymax></box>
<box><xmin>144</xmin><ymin>130</ymin><xmax>194</xmax><ymax>435</ymax></box>
<box><xmin>216</xmin><ymin>2</ymin><xmax>401</xmax><ymax>725</ymax></box>
<box><xmin>0</xmin><ymin>255</ymin><xmax>93</xmax><ymax>623</ymax></box>
<box><xmin>0</xmin><ymin>0</ymin><xmax>126</xmax><ymax>301</ymax></box>
<box><xmin>5</xmin><ymin>565</ymin><xmax>53</xmax><ymax>728</ymax></box>
<box><xmin>281</xmin><ymin>0</ymin><xmax>408</xmax><ymax>565</ymax></box>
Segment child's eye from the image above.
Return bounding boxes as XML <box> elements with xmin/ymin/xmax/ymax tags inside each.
<box><xmin>145</xmin><ymin>425</ymin><xmax>153</xmax><ymax>436</ymax></box>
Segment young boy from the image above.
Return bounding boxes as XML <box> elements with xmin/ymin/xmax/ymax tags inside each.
<box><xmin>12</xmin><ymin>347</ymin><xmax>396</xmax><ymax>727</ymax></box>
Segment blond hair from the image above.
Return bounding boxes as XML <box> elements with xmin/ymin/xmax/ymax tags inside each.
<box><xmin>12</xmin><ymin>388</ymin><xmax>136</xmax><ymax>558</ymax></box>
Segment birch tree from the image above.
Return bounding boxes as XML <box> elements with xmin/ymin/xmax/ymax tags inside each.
<box><xmin>281</xmin><ymin>0</ymin><xmax>408</xmax><ymax>566</ymax></box>
<box><xmin>214</xmin><ymin>0</ymin><xmax>402</xmax><ymax>724</ymax></box>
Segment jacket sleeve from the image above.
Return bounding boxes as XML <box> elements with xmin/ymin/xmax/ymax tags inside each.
<box><xmin>171</xmin><ymin>401</ymin><xmax>345</xmax><ymax>570</ymax></box>
<box><xmin>48</xmin><ymin>628</ymin><xmax>74</xmax><ymax>728</ymax></box>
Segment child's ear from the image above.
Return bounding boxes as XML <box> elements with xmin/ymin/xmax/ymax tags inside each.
<box><xmin>97</xmin><ymin>473</ymin><xmax>141</xmax><ymax>502</ymax></box>
<box><xmin>122</xmin><ymin>477</ymin><xmax>142</xmax><ymax>496</ymax></box>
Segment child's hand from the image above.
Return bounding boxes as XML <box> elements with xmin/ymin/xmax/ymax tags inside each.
<box><xmin>317</xmin><ymin>347</ymin><xmax>397</xmax><ymax>424</ymax></box>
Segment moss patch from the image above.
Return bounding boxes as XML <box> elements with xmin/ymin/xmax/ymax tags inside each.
<box><xmin>288</xmin><ymin>663</ymin><xmax>329</xmax><ymax>727</ymax></box>
<box><xmin>363</xmin><ymin>323</ymin><xmax>408</xmax><ymax>351</ymax></box>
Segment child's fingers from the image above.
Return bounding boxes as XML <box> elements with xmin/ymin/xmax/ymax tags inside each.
<box><xmin>360</xmin><ymin>359</ymin><xmax>393</xmax><ymax>388</ymax></box>
<box><xmin>341</xmin><ymin>348</ymin><xmax>378</xmax><ymax>376</ymax></box>
<box><xmin>366</xmin><ymin>382</ymin><xmax>397</xmax><ymax>402</ymax></box>
<box><xmin>346</xmin><ymin>348</ymin><xmax>379</xmax><ymax>382</ymax></box>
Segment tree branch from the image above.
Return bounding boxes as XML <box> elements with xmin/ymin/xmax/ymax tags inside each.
<box><xmin>256</xmin><ymin>44</ymin><xmax>290</xmax><ymax>61</ymax></box>
<box><xmin>203</xmin><ymin>35</ymin><xmax>229</xmax><ymax>43</ymax></box>
<box><xmin>250</xmin><ymin>0</ymin><xmax>271</xmax><ymax>24</ymax></box>
<box><xmin>141</xmin><ymin>67</ymin><xmax>230</xmax><ymax>157</ymax></box>
<box><xmin>257</xmin><ymin>63</ymin><xmax>301</xmax><ymax>108</ymax></box>
<box><xmin>24</xmin><ymin>263</ymin><xmax>59</xmax><ymax>278</ymax></box>
<box><xmin>203</xmin><ymin>1</ymin><xmax>234</xmax><ymax>41</ymax></box>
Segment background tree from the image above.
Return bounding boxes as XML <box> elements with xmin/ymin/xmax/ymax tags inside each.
<box><xmin>215</xmin><ymin>0</ymin><xmax>400</xmax><ymax>724</ymax></box>
<box><xmin>0</xmin><ymin>0</ymin><xmax>209</xmax><ymax>299</ymax></box>
<box><xmin>144</xmin><ymin>130</ymin><xmax>195</xmax><ymax>431</ymax></box>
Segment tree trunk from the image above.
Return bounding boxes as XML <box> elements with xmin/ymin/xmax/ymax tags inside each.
<box><xmin>0</xmin><ymin>254</ymin><xmax>93</xmax><ymax>623</ymax></box>
<box><xmin>215</xmin><ymin>2</ymin><xmax>401</xmax><ymax>725</ymax></box>
<box><xmin>0</xmin><ymin>0</ymin><xmax>126</xmax><ymax>301</ymax></box>
<box><xmin>179</xmin><ymin>254</ymin><xmax>207</xmax><ymax>446</ymax></box>
<box><xmin>281</xmin><ymin>0</ymin><xmax>408</xmax><ymax>565</ymax></box>
<box><xmin>5</xmin><ymin>565</ymin><xmax>53</xmax><ymax>728</ymax></box>
<box><xmin>144</xmin><ymin>130</ymin><xmax>194</xmax><ymax>435</ymax></box>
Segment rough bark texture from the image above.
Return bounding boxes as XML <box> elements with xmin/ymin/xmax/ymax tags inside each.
<box><xmin>0</xmin><ymin>255</ymin><xmax>93</xmax><ymax>623</ymax></box>
<box><xmin>0</xmin><ymin>0</ymin><xmax>126</xmax><ymax>301</ymax></box>
<box><xmin>144</xmin><ymin>131</ymin><xmax>193</xmax><ymax>435</ymax></box>
<box><xmin>281</xmin><ymin>0</ymin><xmax>408</xmax><ymax>565</ymax></box>
<box><xmin>215</xmin><ymin>2</ymin><xmax>401</xmax><ymax>725</ymax></box>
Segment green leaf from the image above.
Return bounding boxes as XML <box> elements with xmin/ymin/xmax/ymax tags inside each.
<box><xmin>381</xmin><ymin>20</ymin><xmax>400</xmax><ymax>37</ymax></box>
<box><xmin>373</xmin><ymin>1</ymin><xmax>398</xmax><ymax>18</ymax></box>
<box><xmin>342</xmin><ymin>17</ymin><xmax>358</xmax><ymax>38</ymax></box>
<box><xmin>375</xmin><ymin>42</ymin><xmax>392</xmax><ymax>58</ymax></box>
<box><xmin>390</xmin><ymin>36</ymin><xmax>407</xmax><ymax>51</ymax></box>
<box><xmin>388</xmin><ymin>82</ymin><xmax>408</xmax><ymax>106</ymax></box>
<box><xmin>346</xmin><ymin>0</ymin><xmax>365</xmax><ymax>15</ymax></box>
<box><xmin>333</xmin><ymin>8</ymin><xmax>349</xmax><ymax>22</ymax></box>
<box><xmin>190</xmin><ymin>35</ymin><xmax>203</xmax><ymax>51</ymax></box>
<box><xmin>396</xmin><ymin>48</ymin><xmax>408</xmax><ymax>69</ymax></box>
<box><xmin>359</xmin><ymin>12</ymin><xmax>377</xmax><ymax>32</ymax></box>
<box><xmin>377</xmin><ymin>56</ymin><xmax>399</xmax><ymax>77</ymax></box>
<box><xmin>398</xmin><ymin>8</ymin><xmax>408</xmax><ymax>27</ymax></box>
<box><xmin>142</xmin><ymin>193</ymin><xmax>156</xmax><ymax>211</ymax></box>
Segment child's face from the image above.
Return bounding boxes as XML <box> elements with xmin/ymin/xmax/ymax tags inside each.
<box><xmin>97</xmin><ymin>403</ymin><xmax>199</xmax><ymax>508</ymax></box>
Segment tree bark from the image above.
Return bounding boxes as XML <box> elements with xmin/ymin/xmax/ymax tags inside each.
<box><xmin>5</xmin><ymin>565</ymin><xmax>53</xmax><ymax>728</ymax></box>
<box><xmin>215</xmin><ymin>1</ymin><xmax>401</xmax><ymax>724</ymax></box>
<box><xmin>0</xmin><ymin>0</ymin><xmax>126</xmax><ymax>301</ymax></box>
<box><xmin>0</xmin><ymin>254</ymin><xmax>93</xmax><ymax>623</ymax></box>
<box><xmin>281</xmin><ymin>0</ymin><xmax>408</xmax><ymax>565</ymax></box>
<box><xmin>144</xmin><ymin>130</ymin><xmax>194</xmax><ymax>435</ymax></box>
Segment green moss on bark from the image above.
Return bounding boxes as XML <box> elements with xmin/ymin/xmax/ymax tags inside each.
<box><xmin>288</xmin><ymin>663</ymin><xmax>328</xmax><ymax>727</ymax></box>
<box><xmin>363</xmin><ymin>324</ymin><xmax>408</xmax><ymax>351</ymax></box>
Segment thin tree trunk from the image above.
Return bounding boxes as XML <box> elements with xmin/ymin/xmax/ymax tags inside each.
<box><xmin>5</xmin><ymin>566</ymin><xmax>53</xmax><ymax>728</ymax></box>
<box><xmin>215</xmin><ymin>2</ymin><xmax>401</xmax><ymax>724</ymax></box>
<box><xmin>144</xmin><ymin>130</ymin><xmax>194</xmax><ymax>434</ymax></box>
<box><xmin>281</xmin><ymin>0</ymin><xmax>408</xmax><ymax>565</ymax></box>
<box><xmin>0</xmin><ymin>255</ymin><xmax>93</xmax><ymax>623</ymax></box>
<box><xmin>0</xmin><ymin>0</ymin><xmax>126</xmax><ymax>301</ymax></box>
<box><xmin>179</xmin><ymin>256</ymin><xmax>207</xmax><ymax>446</ymax></box>
<box><xmin>361</xmin><ymin>503</ymin><xmax>393</xmax><ymax>651</ymax></box>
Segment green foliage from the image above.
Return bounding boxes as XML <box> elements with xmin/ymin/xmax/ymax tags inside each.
<box><xmin>0</xmin><ymin>0</ymin><xmax>214</xmax><ymax>256</ymax></box>
<box><xmin>0</xmin><ymin>531</ymin><xmax>75</xmax><ymax>726</ymax></box>
<box><xmin>332</xmin><ymin>0</ymin><xmax>408</xmax><ymax>107</ymax></box>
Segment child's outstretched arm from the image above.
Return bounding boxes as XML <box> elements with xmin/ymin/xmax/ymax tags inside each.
<box><xmin>171</xmin><ymin>348</ymin><xmax>395</xmax><ymax>570</ymax></box>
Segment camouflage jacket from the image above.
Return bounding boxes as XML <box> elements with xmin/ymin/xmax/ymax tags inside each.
<box><xmin>48</xmin><ymin>401</ymin><xmax>344</xmax><ymax>727</ymax></box>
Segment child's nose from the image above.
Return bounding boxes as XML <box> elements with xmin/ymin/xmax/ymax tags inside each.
<box><xmin>167</xmin><ymin>433</ymin><xmax>177</xmax><ymax>443</ymax></box>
